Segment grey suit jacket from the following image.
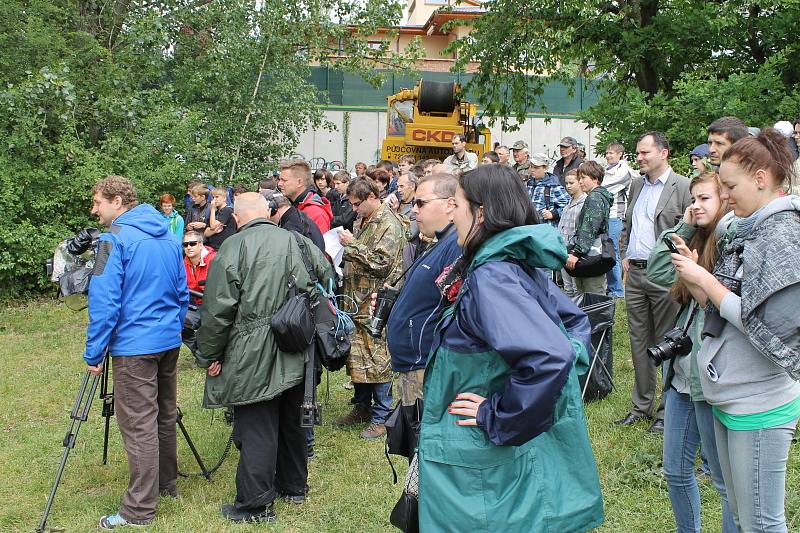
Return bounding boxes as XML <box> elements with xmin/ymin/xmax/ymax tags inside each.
<box><xmin>620</xmin><ymin>169</ymin><xmax>691</xmax><ymax>259</ymax></box>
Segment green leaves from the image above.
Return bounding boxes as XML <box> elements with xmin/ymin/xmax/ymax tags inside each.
<box><xmin>0</xmin><ymin>0</ymin><xmax>419</xmax><ymax>297</ymax></box>
<box><xmin>449</xmin><ymin>0</ymin><xmax>800</xmax><ymax>136</ymax></box>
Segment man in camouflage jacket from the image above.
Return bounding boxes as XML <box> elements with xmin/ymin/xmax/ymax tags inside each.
<box><xmin>336</xmin><ymin>178</ymin><xmax>407</xmax><ymax>439</ymax></box>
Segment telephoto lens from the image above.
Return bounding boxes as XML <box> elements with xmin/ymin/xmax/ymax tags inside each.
<box><xmin>367</xmin><ymin>286</ymin><xmax>400</xmax><ymax>338</ymax></box>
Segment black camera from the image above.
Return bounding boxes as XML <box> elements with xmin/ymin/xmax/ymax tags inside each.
<box><xmin>66</xmin><ymin>228</ymin><xmax>101</xmax><ymax>256</ymax></box>
<box><xmin>647</xmin><ymin>327</ymin><xmax>693</xmax><ymax>365</ymax></box>
<box><xmin>368</xmin><ymin>286</ymin><xmax>400</xmax><ymax>338</ymax></box>
<box><xmin>648</xmin><ymin>302</ymin><xmax>698</xmax><ymax>365</ymax></box>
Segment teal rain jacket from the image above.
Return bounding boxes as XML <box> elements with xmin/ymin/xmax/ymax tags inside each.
<box><xmin>418</xmin><ymin>225</ymin><xmax>604</xmax><ymax>532</ymax></box>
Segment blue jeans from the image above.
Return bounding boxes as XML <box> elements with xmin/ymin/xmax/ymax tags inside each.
<box><xmin>663</xmin><ymin>388</ymin><xmax>736</xmax><ymax>533</ymax></box>
<box><xmin>606</xmin><ymin>217</ymin><xmax>624</xmax><ymax>297</ymax></box>
<box><xmin>714</xmin><ymin>416</ymin><xmax>797</xmax><ymax>532</ymax></box>
<box><xmin>353</xmin><ymin>382</ymin><xmax>393</xmax><ymax>424</ymax></box>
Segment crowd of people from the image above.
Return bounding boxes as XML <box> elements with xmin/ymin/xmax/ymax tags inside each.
<box><xmin>77</xmin><ymin>114</ymin><xmax>800</xmax><ymax>531</ymax></box>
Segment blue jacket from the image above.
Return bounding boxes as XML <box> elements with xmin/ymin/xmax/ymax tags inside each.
<box><xmin>84</xmin><ymin>204</ymin><xmax>189</xmax><ymax>365</ymax></box>
<box><xmin>526</xmin><ymin>172</ymin><xmax>571</xmax><ymax>227</ymax></box>
<box><xmin>386</xmin><ymin>225</ymin><xmax>462</xmax><ymax>372</ymax></box>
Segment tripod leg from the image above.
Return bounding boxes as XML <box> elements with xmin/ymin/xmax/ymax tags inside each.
<box><xmin>102</xmin><ymin>411</ymin><xmax>111</xmax><ymax>465</ymax></box>
<box><xmin>37</xmin><ymin>372</ymin><xmax>100</xmax><ymax>533</ymax></box>
<box><xmin>100</xmin><ymin>352</ymin><xmax>114</xmax><ymax>465</ymax></box>
<box><xmin>176</xmin><ymin>407</ymin><xmax>211</xmax><ymax>481</ymax></box>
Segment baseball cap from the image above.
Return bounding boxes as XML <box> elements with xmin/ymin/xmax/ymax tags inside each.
<box><xmin>529</xmin><ymin>153</ymin><xmax>549</xmax><ymax>166</ymax></box>
<box><xmin>558</xmin><ymin>136</ymin><xmax>578</xmax><ymax>147</ymax></box>
<box><xmin>773</xmin><ymin>121</ymin><xmax>793</xmax><ymax>138</ymax></box>
<box><xmin>511</xmin><ymin>140</ymin><xmax>528</xmax><ymax>151</ymax></box>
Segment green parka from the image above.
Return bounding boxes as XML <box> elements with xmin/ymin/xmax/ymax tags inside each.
<box><xmin>196</xmin><ymin>218</ymin><xmax>334</xmax><ymax>408</ymax></box>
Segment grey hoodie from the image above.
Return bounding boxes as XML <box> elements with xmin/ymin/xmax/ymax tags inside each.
<box><xmin>697</xmin><ymin>196</ymin><xmax>800</xmax><ymax>414</ymax></box>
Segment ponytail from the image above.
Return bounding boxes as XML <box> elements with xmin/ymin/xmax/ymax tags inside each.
<box><xmin>721</xmin><ymin>128</ymin><xmax>793</xmax><ymax>186</ymax></box>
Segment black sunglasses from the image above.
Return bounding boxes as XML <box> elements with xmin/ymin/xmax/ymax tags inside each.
<box><xmin>182</xmin><ymin>241</ymin><xmax>200</xmax><ymax>248</ymax></box>
<box><xmin>413</xmin><ymin>197</ymin><xmax>447</xmax><ymax>209</ymax></box>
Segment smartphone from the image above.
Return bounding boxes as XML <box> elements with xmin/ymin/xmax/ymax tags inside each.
<box><xmin>663</xmin><ymin>235</ymin><xmax>680</xmax><ymax>253</ymax></box>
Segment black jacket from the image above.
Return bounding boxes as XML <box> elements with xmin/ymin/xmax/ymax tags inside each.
<box><xmin>279</xmin><ymin>206</ymin><xmax>325</xmax><ymax>252</ymax></box>
<box><xmin>553</xmin><ymin>156</ymin><xmax>584</xmax><ymax>187</ymax></box>
<box><xmin>332</xmin><ymin>197</ymin><xmax>356</xmax><ymax>231</ymax></box>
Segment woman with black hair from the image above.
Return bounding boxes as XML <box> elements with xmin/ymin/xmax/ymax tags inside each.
<box><xmin>314</xmin><ymin>169</ymin><xmax>340</xmax><ymax>208</ymax></box>
<box><xmin>417</xmin><ymin>164</ymin><xmax>604</xmax><ymax>532</ymax></box>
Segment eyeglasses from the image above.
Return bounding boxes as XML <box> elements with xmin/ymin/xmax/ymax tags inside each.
<box><xmin>413</xmin><ymin>197</ymin><xmax>447</xmax><ymax>209</ymax></box>
<box><xmin>182</xmin><ymin>241</ymin><xmax>200</xmax><ymax>248</ymax></box>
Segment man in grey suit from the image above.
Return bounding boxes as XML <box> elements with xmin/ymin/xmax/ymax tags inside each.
<box><xmin>616</xmin><ymin>131</ymin><xmax>691</xmax><ymax>433</ymax></box>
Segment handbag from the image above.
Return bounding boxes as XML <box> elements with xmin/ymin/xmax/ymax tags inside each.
<box><xmin>385</xmin><ymin>399</ymin><xmax>423</xmax><ymax>459</ymax></box>
<box><xmin>271</xmin><ymin>277</ymin><xmax>315</xmax><ymax>353</ymax></box>
<box><xmin>289</xmin><ymin>232</ymin><xmax>351</xmax><ymax>369</ymax></box>
<box><xmin>570</xmin><ymin>232</ymin><xmax>616</xmax><ymax>278</ymax></box>
<box><xmin>389</xmin><ymin>453</ymin><xmax>420</xmax><ymax>533</ymax></box>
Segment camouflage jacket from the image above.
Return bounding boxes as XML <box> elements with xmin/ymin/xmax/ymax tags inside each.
<box><xmin>513</xmin><ymin>160</ymin><xmax>532</xmax><ymax>179</ymax></box>
<box><xmin>572</xmin><ymin>186</ymin><xmax>613</xmax><ymax>256</ymax></box>
<box><xmin>342</xmin><ymin>202</ymin><xmax>408</xmax><ymax>382</ymax></box>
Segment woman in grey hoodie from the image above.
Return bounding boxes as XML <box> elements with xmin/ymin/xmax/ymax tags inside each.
<box><xmin>671</xmin><ymin>129</ymin><xmax>800</xmax><ymax>533</ymax></box>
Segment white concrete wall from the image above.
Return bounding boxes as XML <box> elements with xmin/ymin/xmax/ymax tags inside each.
<box><xmin>294</xmin><ymin>109</ymin><xmax>598</xmax><ymax>170</ymax></box>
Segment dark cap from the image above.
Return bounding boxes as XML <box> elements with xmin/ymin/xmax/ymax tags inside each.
<box><xmin>558</xmin><ymin>136</ymin><xmax>578</xmax><ymax>147</ymax></box>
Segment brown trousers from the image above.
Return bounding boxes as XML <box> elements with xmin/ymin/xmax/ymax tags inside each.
<box><xmin>625</xmin><ymin>266</ymin><xmax>679</xmax><ymax>421</ymax></box>
<box><xmin>112</xmin><ymin>348</ymin><xmax>179</xmax><ymax>524</ymax></box>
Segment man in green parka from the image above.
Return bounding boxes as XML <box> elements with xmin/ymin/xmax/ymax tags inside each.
<box><xmin>196</xmin><ymin>193</ymin><xmax>333</xmax><ymax>524</ymax></box>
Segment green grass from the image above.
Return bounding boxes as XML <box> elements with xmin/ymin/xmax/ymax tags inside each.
<box><xmin>0</xmin><ymin>299</ymin><xmax>798</xmax><ymax>532</ymax></box>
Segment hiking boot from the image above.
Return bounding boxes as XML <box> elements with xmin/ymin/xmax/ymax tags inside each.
<box><xmin>220</xmin><ymin>503</ymin><xmax>277</xmax><ymax>523</ymax></box>
<box><xmin>360</xmin><ymin>422</ymin><xmax>386</xmax><ymax>440</ymax></box>
<box><xmin>99</xmin><ymin>513</ymin><xmax>148</xmax><ymax>530</ymax></box>
<box><xmin>334</xmin><ymin>405</ymin><xmax>370</xmax><ymax>427</ymax></box>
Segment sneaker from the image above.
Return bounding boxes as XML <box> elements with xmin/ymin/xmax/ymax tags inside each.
<box><xmin>220</xmin><ymin>503</ymin><xmax>277</xmax><ymax>523</ymax></box>
<box><xmin>360</xmin><ymin>422</ymin><xmax>386</xmax><ymax>440</ymax></box>
<box><xmin>280</xmin><ymin>493</ymin><xmax>307</xmax><ymax>504</ymax></box>
<box><xmin>307</xmin><ymin>446</ymin><xmax>315</xmax><ymax>460</ymax></box>
<box><xmin>99</xmin><ymin>513</ymin><xmax>148</xmax><ymax>530</ymax></box>
<box><xmin>343</xmin><ymin>380</ymin><xmax>354</xmax><ymax>390</ymax></box>
<box><xmin>333</xmin><ymin>405</ymin><xmax>370</xmax><ymax>427</ymax></box>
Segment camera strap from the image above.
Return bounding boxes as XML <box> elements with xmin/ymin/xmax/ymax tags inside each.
<box><xmin>681</xmin><ymin>301</ymin><xmax>699</xmax><ymax>336</ymax></box>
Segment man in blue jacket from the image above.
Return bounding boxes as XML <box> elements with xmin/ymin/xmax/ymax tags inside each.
<box><xmin>385</xmin><ymin>173</ymin><xmax>462</xmax><ymax>407</ymax></box>
<box><xmin>84</xmin><ymin>175</ymin><xmax>189</xmax><ymax>530</ymax></box>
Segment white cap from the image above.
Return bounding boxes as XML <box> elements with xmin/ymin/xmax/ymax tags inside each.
<box><xmin>773</xmin><ymin>121</ymin><xmax>793</xmax><ymax>138</ymax></box>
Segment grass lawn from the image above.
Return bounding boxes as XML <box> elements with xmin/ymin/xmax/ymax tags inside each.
<box><xmin>1</xmin><ymin>299</ymin><xmax>798</xmax><ymax>532</ymax></box>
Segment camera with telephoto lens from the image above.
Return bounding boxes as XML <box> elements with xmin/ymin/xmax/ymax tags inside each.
<box><xmin>368</xmin><ymin>286</ymin><xmax>400</xmax><ymax>338</ymax></box>
<box><xmin>647</xmin><ymin>327</ymin><xmax>693</xmax><ymax>365</ymax></box>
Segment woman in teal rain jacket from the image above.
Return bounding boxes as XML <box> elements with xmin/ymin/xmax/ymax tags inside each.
<box><xmin>418</xmin><ymin>164</ymin><xmax>604</xmax><ymax>532</ymax></box>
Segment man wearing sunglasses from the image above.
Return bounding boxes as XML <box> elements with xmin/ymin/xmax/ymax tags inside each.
<box><xmin>182</xmin><ymin>231</ymin><xmax>215</xmax><ymax>305</ymax></box>
<box><xmin>383</xmin><ymin>173</ymin><xmax>462</xmax><ymax>411</ymax></box>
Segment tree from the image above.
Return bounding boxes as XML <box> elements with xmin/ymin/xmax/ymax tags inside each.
<box><xmin>446</xmin><ymin>0</ymin><xmax>800</xmax><ymax>154</ymax></box>
<box><xmin>0</xmin><ymin>0</ymin><xmax>421</xmax><ymax>297</ymax></box>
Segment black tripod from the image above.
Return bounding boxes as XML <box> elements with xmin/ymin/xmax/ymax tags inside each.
<box><xmin>37</xmin><ymin>355</ymin><xmax>211</xmax><ymax>533</ymax></box>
